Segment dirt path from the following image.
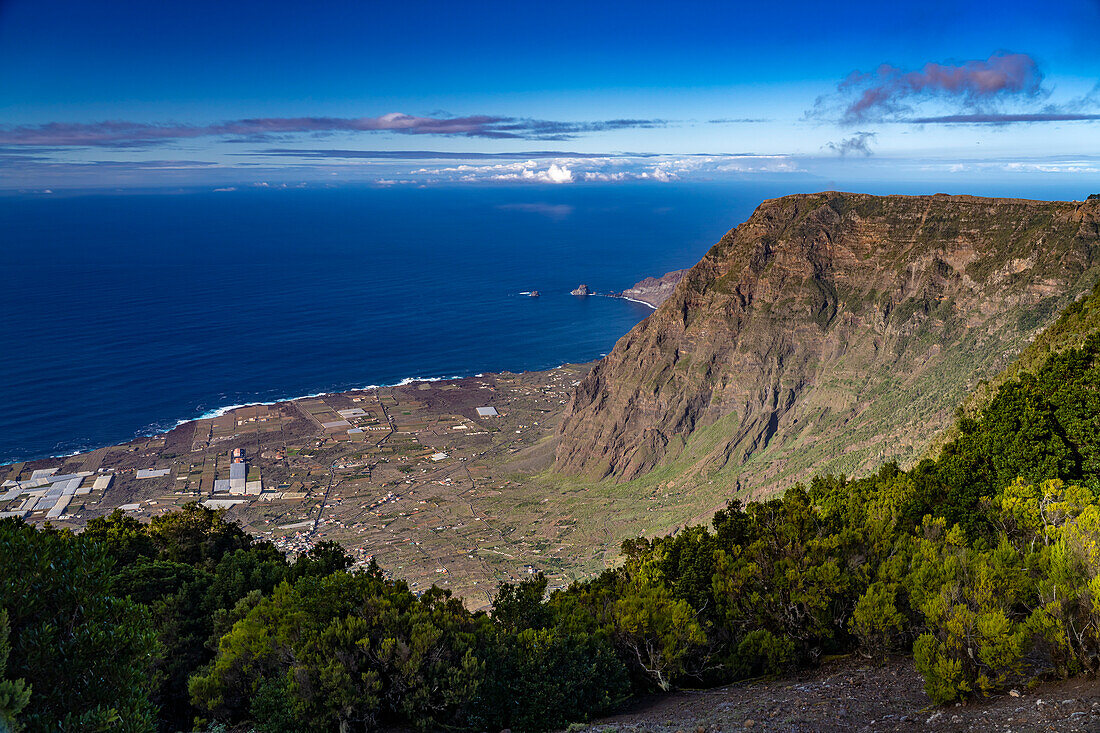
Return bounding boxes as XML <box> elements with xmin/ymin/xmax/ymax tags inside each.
<box><xmin>569</xmin><ymin>656</ymin><xmax>1100</xmax><ymax>732</ymax></box>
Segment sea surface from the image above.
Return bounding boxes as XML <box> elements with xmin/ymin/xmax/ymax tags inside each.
<box><xmin>3</xmin><ymin>179</ymin><xmax>1086</xmax><ymax>463</ymax></box>
<box><xmin>0</xmin><ymin>182</ymin><xmax>779</xmax><ymax>462</ymax></box>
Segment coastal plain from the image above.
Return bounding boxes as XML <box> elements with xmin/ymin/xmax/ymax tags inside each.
<box><xmin>1</xmin><ymin>364</ymin><xmax>645</xmax><ymax>608</ymax></box>
<box><xmin>1</xmin><ymin>270</ymin><xmax>702</xmax><ymax>608</ymax></box>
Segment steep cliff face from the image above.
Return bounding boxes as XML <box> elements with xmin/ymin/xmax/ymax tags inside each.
<box><xmin>555</xmin><ymin>193</ymin><xmax>1100</xmax><ymax>491</ymax></box>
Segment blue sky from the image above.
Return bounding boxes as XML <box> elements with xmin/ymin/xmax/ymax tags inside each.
<box><xmin>2</xmin><ymin>0</ymin><xmax>1098</xmax><ymax>191</ymax></box>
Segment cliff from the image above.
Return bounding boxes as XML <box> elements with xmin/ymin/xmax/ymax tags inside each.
<box><xmin>554</xmin><ymin>192</ymin><xmax>1100</xmax><ymax>493</ymax></box>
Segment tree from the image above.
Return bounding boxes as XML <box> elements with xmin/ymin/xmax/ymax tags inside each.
<box><xmin>612</xmin><ymin>583</ymin><xmax>705</xmax><ymax>691</ymax></box>
<box><xmin>490</xmin><ymin>573</ymin><xmax>551</xmax><ymax>632</ymax></box>
<box><xmin>287</xmin><ymin>541</ymin><xmax>353</xmax><ymax>582</ymax></box>
<box><xmin>0</xmin><ymin>518</ymin><xmax>157</xmax><ymax>732</ymax></box>
<box><xmin>469</xmin><ymin>626</ymin><xmax>629</xmax><ymax>732</ymax></box>
<box><xmin>146</xmin><ymin>502</ymin><xmax>252</xmax><ymax>568</ymax></box>
<box><xmin>82</xmin><ymin>510</ymin><xmax>156</xmax><ymax>566</ymax></box>
<box><xmin>0</xmin><ymin>610</ymin><xmax>31</xmax><ymax>733</ymax></box>
<box><xmin>190</xmin><ymin>571</ymin><xmax>489</xmax><ymax>731</ymax></box>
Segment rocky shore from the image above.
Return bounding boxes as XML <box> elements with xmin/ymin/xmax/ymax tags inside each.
<box><xmin>611</xmin><ymin>269</ymin><xmax>686</xmax><ymax>308</ymax></box>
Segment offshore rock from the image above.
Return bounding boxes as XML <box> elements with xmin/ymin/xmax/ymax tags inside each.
<box><xmin>571</xmin><ymin>284</ymin><xmax>591</xmax><ymax>296</ymax></box>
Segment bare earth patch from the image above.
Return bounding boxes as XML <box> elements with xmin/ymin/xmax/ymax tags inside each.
<box><xmin>569</xmin><ymin>656</ymin><xmax>1100</xmax><ymax>732</ymax></box>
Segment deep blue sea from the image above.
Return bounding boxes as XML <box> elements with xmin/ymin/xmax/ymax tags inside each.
<box><xmin>0</xmin><ymin>182</ymin><xmax>768</xmax><ymax>462</ymax></box>
<box><xmin>1</xmin><ymin>179</ymin><xmax>1086</xmax><ymax>463</ymax></box>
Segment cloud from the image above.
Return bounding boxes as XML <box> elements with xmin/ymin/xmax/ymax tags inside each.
<box><xmin>413</xmin><ymin>159</ymin><xmax>577</xmax><ymax>183</ymax></box>
<box><xmin>825</xmin><ymin>131</ymin><xmax>876</xmax><ymax>156</ymax></box>
<box><xmin>0</xmin><ymin>152</ymin><xmax>53</xmax><ymax>167</ymax></box>
<box><xmin>543</xmin><ymin>163</ymin><xmax>574</xmax><ymax>183</ymax></box>
<box><xmin>0</xmin><ymin>158</ymin><xmax>221</xmax><ymax>170</ymax></box>
<box><xmin>409</xmin><ymin>154</ymin><xmax>804</xmax><ymax>185</ymax></box>
<box><xmin>818</xmin><ymin>52</ymin><xmax>1048</xmax><ymax>124</ymax></box>
<box><xmin>0</xmin><ymin>114</ymin><xmax>670</xmax><ymax>147</ymax></box>
<box><xmin>496</xmin><ymin>203</ymin><xmax>575</xmax><ymax>219</ymax></box>
<box><xmin>487</xmin><ymin>161</ymin><xmax>576</xmax><ymax>183</ymax></box>
<box><xmin>1003</xmin><ymin>161</ymin><xmax>1100</xmax><ymax>173</ymax></box>
<box><xmin>251</xmin><ymin>148</ymin><xmax>644</xmax><ymax>160</ymax></box>
<box><xmin>909</xmin><ymin>155</ymin><xmax>1100</xmax><ymax>175</ymax></box>
<box><xmin>0</xmin><ymin>148</ymin><xmax>815</xmax><ymax>191</ymax></box>
<box><xmin>907</xmin><ymin>112</ymin><xmax>1100</xmax><ymax>124</ymax></box>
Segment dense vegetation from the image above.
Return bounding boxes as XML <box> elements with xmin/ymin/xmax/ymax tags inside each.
<box><xmin>3</xmin><ymin>305</ymin><xmax>1100</xmax><ymax>731</ymax></box>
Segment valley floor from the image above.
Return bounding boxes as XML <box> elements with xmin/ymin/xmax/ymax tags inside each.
<box><xmin>571</xmin><ymin>656</ymin><xmax>1100</xmax><ymax>732</ymax></box>
<box><xmin>6</xmin><ymin>361</ymin><xmax>750</xmax><ymax>608</ymax></box>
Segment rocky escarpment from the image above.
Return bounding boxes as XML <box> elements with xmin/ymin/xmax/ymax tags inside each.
<box><xmin>615</xmin><ymin>269</ymin><xmax>687</xmax><ymax>308</ymax></box>
<box><xmin>555</xmin><ymin>192</ymin><xmax>1100</xmax><ymax>492</ymax></box>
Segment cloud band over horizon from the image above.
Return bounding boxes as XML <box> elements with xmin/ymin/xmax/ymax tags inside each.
<box><xmin>0</xmin><ymin>113</ymin><xmax>674</xmax><ymax>147</ymax></box>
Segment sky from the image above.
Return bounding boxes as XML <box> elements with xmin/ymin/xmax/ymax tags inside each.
<box><xmin>1</xmin><ymin>0</ymin><xmax>1099</xmax><ymax>192</ymax></box>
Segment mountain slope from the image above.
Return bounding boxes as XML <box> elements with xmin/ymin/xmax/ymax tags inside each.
<box><xmin>925</xmin><ymin>275</ymin><xmax>1100</xmax><ymax>459</ymax></box>
<box><xmin>554</xmin><ymin>192</ymin><xmax>1100</xmax><ymax>494</ymax></box>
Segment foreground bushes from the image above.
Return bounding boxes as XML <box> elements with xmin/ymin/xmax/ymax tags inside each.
<box><xmin>0</xmin><ymin>519</ymin><xmax>158</xmax><ymax>732</ymax></box>
<box><xmin>910</xmin><ymin>480</ymin><xmax>1100</xmax><ymax>701</ymax></box>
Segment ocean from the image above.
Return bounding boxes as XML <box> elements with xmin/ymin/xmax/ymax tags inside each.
<box><xmin>0</xmin><ymin>181</ymin><xmax>793</xmax><ymax>463</ymax></box>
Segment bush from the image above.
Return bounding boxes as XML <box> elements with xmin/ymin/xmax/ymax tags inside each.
<box><xmin>849</xmin><ymin>582</ymin><xmax>907</xmax><ymax>658</ymax></box>
<box><xmin>0</xmin><ymin>519</ymin><xmax>158</xmax><ymax>732</ymax></box>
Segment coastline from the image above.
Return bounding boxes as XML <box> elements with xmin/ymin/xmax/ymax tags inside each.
<box><xmin>3</xmin><ymin>288</ymin><xmax>659</xmax><ymax>466</ymax></box>
<box><xmin>0</xmin><ymin>372</ymin><xmax>470</xmax><ymax>466</ymax></box>
<box><xmin>609</xmin><ymin>294</ymin><xmax>659</xmax><ymax>310</ymax></box>
<box><xmin>177</xmin><ymin>374</ymin><xmax>467</xmax><ymax>426</ymax></box>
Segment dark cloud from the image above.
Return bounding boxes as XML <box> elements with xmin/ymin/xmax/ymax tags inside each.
<box><xmin>0</xmin><ymin>155</ymin><xmax>48</xmax><ymax>169</ymax></box>
<box><xmin>907</xmin><ymin>112</ymin><xmax>1100</xmax><ymax>124</ymax></box>
<box><xmin>0</xmin><ymin>114</ymin><xmax>670</xmax><ymax>147</ymax></box>
<box><xmin>83</xmin><ymin>160</ymin><xmax>221</xmax><ymax>168</ymax></box>
<box><xmin>825</xmin><ymin>131</ymin><xmax>876</xmax><ymax>156</ymax></box>
<box><xmin>0</xmin><ymin>152</ymin><xmax>219</xmax><ymax>171</ymax></box>
<box><xmin>249</xmin><ymin>149</ymin><xmax>641</xmax><ymax>160</ymax></box>
<box><xmin>816</xmin><ymin>52</ymin><xmax>1049</xmax><ymax>124</ymax></box>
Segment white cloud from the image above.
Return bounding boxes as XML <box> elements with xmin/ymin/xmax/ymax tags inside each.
<box><xmin>401</xmin><ymin>153</ymin><xmax>805</xmax><ymax>185</ymax></box>
<box><xmin>916</xmin><ymin>157</ymin><xmax>1100</xmax><ymax>175</ymax></box>
<box><xmin>1003</xmin><ymin>161</ymin><xmax>1100</xmax><ymax>173</ymax></box>
<box><xmin>543</xmin><ymin>163</ymin><xmax>573</xmax><ymax>183</ymax></box>
<box><xmin>648</xmin><ymin>165</ymin><xmax>676</xmax><ymax>182</ymax></box>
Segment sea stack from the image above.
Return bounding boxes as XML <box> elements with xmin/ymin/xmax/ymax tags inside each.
<box><xmin>570</xmin><ymin>284</ymin><xmax>591</xmax><ymax>296</ymax></box>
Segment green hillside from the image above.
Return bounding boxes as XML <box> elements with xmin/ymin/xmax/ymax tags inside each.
<box><xmin>922</xmin><ymin>278</ymin><xmax>1100</xmax><ymax>465</ymax></box>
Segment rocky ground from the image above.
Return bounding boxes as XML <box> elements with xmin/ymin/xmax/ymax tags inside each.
<box><xmin>570</xmin><ymin>656</ymin><xmax>1100</xmax><ymax>732</ymax></box>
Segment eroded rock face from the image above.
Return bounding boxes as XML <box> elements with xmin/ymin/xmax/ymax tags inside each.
<box><xmin>618</xmin><ymin>269</ymin><xmax>687</xmax><ymax>308</ymax></box>
<box><xmin>571</xmin><ymin>284</ymin><xmax>591</xmax><ymax>296</ymax></box>
<box><xmin>555</xmin><ymin>192</ymin><xmax>1100</xmax><ymax>491</ymax></box>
